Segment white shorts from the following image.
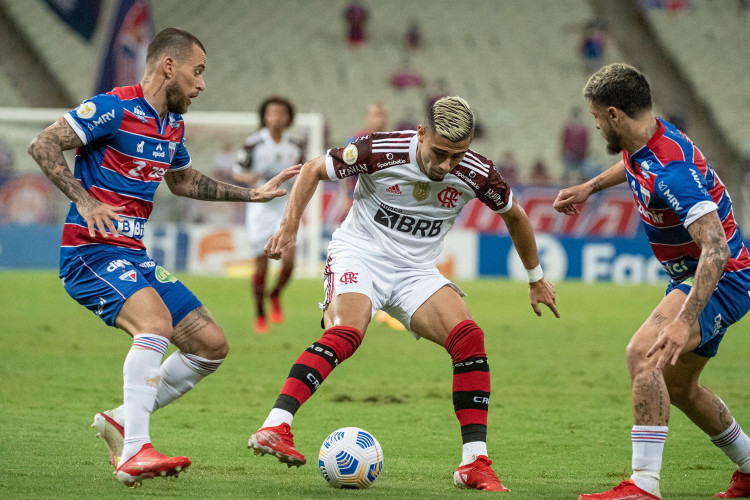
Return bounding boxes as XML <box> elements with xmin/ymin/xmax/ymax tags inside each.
<box><xmin>321</xmin><ymin>241</ymin><xmax>465</xmax><ymax>337</ymax></box>
<box><xmin>245</xmin><ymin>199</ymin><xmax>286</xmax><ymax>257</ymax></box>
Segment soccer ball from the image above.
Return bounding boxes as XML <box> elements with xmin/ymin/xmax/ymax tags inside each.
<box><xmin>318</xmin><ymin>427</ymin><xmax>383</xmax><ymax>489</ymax></box>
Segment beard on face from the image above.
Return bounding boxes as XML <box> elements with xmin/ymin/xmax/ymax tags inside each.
<box><xmin>604</xmin><ymin>128</ymin><xmax>623</xmax><ymax>154</ymax></box>
<box><xmin>165</xmin><ymin>80</ymin><xmax>190</xmax><ymax>115</ymax></box>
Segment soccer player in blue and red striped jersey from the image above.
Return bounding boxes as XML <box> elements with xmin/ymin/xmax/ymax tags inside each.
<box><xmin>554</xmin><ymin>63</ymin><xmax>750</xmax><ymax>499</ymax></box>
<box><xmin>28</xmin><ymin>28</ymin><xmax>299</xmax><ymax>488</ymax></box>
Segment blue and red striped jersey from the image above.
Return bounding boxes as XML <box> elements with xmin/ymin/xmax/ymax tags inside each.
<box><xmin>623</xmin><ymin>118</ymin><xmax>750</xmax><ymax>281</ymax></box>
<box><xmin>60</xmin><ymin>84</ymin><xmax>191</xmax><ymax>267</ymax></box>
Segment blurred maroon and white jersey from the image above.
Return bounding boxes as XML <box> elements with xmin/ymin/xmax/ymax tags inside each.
<box><xmin>325</xmin><ymin>131</ymin><xmax>513</xmax><ymax>268</ymax></box>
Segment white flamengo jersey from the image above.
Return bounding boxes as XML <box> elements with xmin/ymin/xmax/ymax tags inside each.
<box><xmin>325</xmin><ymin>131</ymin><xmax>513</xmax><ymax>269</ymax></box>
<box><xmin>233</xmin><ymin>128</ymin><xmax>305</xmax><ymax>244</ymax></box>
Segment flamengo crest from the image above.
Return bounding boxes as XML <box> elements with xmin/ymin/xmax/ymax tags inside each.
<box><xmin>438</xmin><ymin>186</ymin><xmax>460</xmax><ymax>208</ymax></box>
<box><xmin>339</xmin><ymin>272</ymin><xmax>358</xmax><ymax>284</ymax></box>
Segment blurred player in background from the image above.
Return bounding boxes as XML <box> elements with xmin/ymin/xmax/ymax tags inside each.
<box><xmin>232</xmin><ymin>96</ymin><xmax>304</xmax><ymax>334</ymax></box>
<box><xmin>343</xmin><ymin>101</ymin><xmax>405</xmax><ymax>331</ymax></box>
<box><xmin>248</xmin><ymin>96</ymin><xmax>559</xmax><ymax>491</ymax></box>
<box><xmin>554</xmin><ymin>63</ymin><xmax>750</xmax><ymax>500</ymax></box>
<box><xmin>27</xmin><ymin>28</ymin><xmax>299</xmax><ymax>488</ymax></box>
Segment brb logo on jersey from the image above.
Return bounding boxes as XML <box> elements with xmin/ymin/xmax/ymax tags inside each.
<box><xmin>374</xmin><ymin>204</ymin><xmax>443</xmax><ymax>237</ymax></box>
<box><xmin>437</xmin><ymin>187</ymin><xmax>461</xmax><ymax>208</ymax></box>
<box><xmin>340</xmin><ymin>272</ymin><xmax>359</xmax><ymax>284</ymax></box>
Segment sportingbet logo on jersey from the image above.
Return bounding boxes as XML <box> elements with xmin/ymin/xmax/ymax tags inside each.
<box><xmin>373</xmin><ymin>203</ymin><xmax>443</xmax><ymax>237</ymax></box>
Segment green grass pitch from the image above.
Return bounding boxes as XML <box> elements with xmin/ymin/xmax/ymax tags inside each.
<box><xmin>1</xmin><ymin>270</ymin><xmax>748</xmax><ymax>498</ymax></box>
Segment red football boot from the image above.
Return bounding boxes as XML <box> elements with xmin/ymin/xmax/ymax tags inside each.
<box><xmin>248</xmin><ymin>423</ymin><xmax>306</xmax><ymax>466</ymax></box>
<box><xmin>255</xmin><ymin>315</ymin><xmax>269</xmax><ymax>334</ymax></box>
<box><xmin>715</xmin><ymin>470</ymin><xmax>750</xmax><ymax>498</ymax></box>
<box><xmin>578</xmin><ymin>479</ymin><xmax>660</xmax><ymax>500</ymax></box>
<box><xmin>116</xmin><ymin>443</ymin><xmax>190</xmax><ymax>487</ymax></box>
<box><xmin>270</xmin><ymin>296</ymin><xmax>283</xmax><ymax>324</ymax></box>
<box><xmin>453</xmin><ymin>456</ymin><xmax>510</xmax><ymax>492</ymax></box>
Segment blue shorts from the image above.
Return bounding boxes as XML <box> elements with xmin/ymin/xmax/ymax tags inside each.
<box><xmin>667</xmin><ymin>271</ymin><xmax>750</xmax><ymax>357</ymax></box>
<box><xmin>60</xmin><ymin>245</ymin><xmax>202</xmax><ymax>327</ymax></box>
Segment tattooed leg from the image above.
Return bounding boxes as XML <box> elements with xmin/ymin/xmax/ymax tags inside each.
<box><xmin>626</xmin><ymin>290</ymin><xmax>703</xmax><ymax>426</ymax></box>
<box><xmin>664</xmin><ymin>352</ymin><xmax>734</xmax><ymax>435</ymax></box>
<box><xmin>171</xmin><ymin>306</ymin><xmax>228</xmax><ymax>360</ymax></box>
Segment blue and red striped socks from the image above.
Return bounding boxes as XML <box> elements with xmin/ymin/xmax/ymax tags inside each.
<box><xmin>711</xmin><ymin>419</ymin><xmax>750</xmax><ymax>473</ymax></box>
<box><xmin>631</xmin><ymin>425</ymin><xmax>667</xmax><ymax>496</ymax></box>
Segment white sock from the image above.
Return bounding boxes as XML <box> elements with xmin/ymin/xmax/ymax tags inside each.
<box><xmin>630</xmin><ymin>425</ymin><xmax>667</xmax><ymax>497</ymax></box>
<box><xmin>110</xmin><ymin>352</ymin><xmax>224</xmax><ymax>424</ymax></box>
<box><xmin>462</xmin><ymin>441</ymin><xmax>488</xmax><ymax>465</ymax></box>
<box><xmin>119</xmin><ymin>334</ymin><xmax>169</xmax><ymax>465</ymax></box>
<box><xmin>710</xmin><ymin>419</ymin><xmax>750</xmax><ymax>473</ymax></box>
<box><xmin>153</xmin><ymin>352</ymin><xmax>224</xmax><ymax>411</ymax></box>
<box><xmin>262</xmin><ymin>408</ymin><xmax>294</xmax><ymax>428</ymax></box>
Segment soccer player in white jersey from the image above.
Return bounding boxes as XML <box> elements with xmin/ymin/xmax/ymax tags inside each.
<box><xmin>248</xmin><ymin>96</ymin><xmax>560</xmax><ymax>491</ymax></box>
<box><xmin>232</xmin><ymin>96</ymin><xmax>304</xmax><ymax>334</ymax></box>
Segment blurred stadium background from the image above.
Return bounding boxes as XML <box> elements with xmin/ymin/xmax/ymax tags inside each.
<box><xmin>0</xmin><ymin>0</ymin><xmax>748</xmax><ymax>282</ymax></box>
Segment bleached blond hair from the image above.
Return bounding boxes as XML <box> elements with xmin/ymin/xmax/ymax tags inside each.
<box><xmin>425</xmin><ymin>96</ymin><xmax>475</xmax><ymax>142</ymax></box>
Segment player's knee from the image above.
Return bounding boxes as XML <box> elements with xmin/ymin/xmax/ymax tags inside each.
<box><xmin>201</xmin><ymin>325</ymin><xmax>229</xmax><ymax>360</ymax></box>
<box><xmin>625</xmin><ymin>336</ymin><xmax>651</xmax><ymax>366</ymax></box>
<box><xmin>148</xmin><ymin>318</ymin><xmax>174</xmax><ymax>339</ymax></box>
<box><xmin>445</xmin><ymin>320</ymin><xmax>486</xmax><ymax>363</ymax></box>
<box><xmin>320</xmin><ymin>326</ymin><xmax>363</xmax><ymax>363</ymax></box>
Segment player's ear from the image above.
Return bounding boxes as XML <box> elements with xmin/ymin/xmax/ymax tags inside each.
<box><xmin>417</xmin><ymin>124</ymin><xmax>425</xmax><ymax>142</ymax></box>
<box><xmin>162</xmin><ymin>56</ymin><xmax>175</xmax><ymax>79</ymax></box>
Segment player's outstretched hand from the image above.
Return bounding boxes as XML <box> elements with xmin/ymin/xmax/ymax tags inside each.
<box><xmin>552</xmin><ymin>184</ymin><xmax>590</xmax><ymax>216</ymax></box>
<box><xmin>252</xmin><ymin>164</ymin><xmax>302</xmax><ymax>202</ymax></box>
<box><xmin>529</xmin><ymin>278</ymin><xmax>560</xmax><ymax>318</ymax></box>
<box><xmin>76</xmin><ymin>197</ymin><xmax>125</xmax><ymax>238</ymax></box>
<box><xmin>265</xmin><ymin>226</ymin><xmax>296</xmax><ymax>260</ymax></box>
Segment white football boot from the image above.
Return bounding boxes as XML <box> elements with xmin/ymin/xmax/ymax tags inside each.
<box><xmin>92</xmin><ymin>408</ymin><xmax>124</xmax><ymax>469</ymax></box>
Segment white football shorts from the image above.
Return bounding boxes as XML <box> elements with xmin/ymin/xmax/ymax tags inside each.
<box><xmin>321</xmin><ymin>240</ymin><xmax>465</xmax><ymax>338</ymax></box>
<box><xmin>245</xmin><ymin>198</ymin><xmax>286</xmax><ymax>257</ymax></box>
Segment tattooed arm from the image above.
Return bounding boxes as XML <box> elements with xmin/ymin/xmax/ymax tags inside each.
<box><xmin>647</xmin><ymin>211</ymin><xmax>730</xmax><ymax>369</ymax></box>
<box><xmin>552</xmin><ymin>160</ymin><xmax>627</xmax><ymax>215</ymax></box>
<box><xmin>676</xmin><ymin>211</ymin><xmax>730</xmax><ymax>325</ymax></box>
<box><xmin>28</xmin><ymin>118</ymin><xmax>124</xmax><ymax>238</ymax></box>
<box><xmin>164</xmin><ymin>164</ymin><xmax>301</xmax><ymax>202</ymax></box>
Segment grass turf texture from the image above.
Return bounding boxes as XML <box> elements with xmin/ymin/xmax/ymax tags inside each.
<box><xmin>0</xmin><ymin>270</ymin><xmax>748</xmax><ymax>499</ymax></box>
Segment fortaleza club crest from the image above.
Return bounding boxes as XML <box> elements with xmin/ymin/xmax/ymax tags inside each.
<box><xmin>412</xmin><ymin>182</ymin><xmax>430</xmax><ymax>202</ymax></box>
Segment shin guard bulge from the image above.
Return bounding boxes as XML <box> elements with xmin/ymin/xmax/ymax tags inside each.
<box><xmin>274</xmin><ymin>326</ymin><xmax>363</xmax><ymax>414</ymax></box>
